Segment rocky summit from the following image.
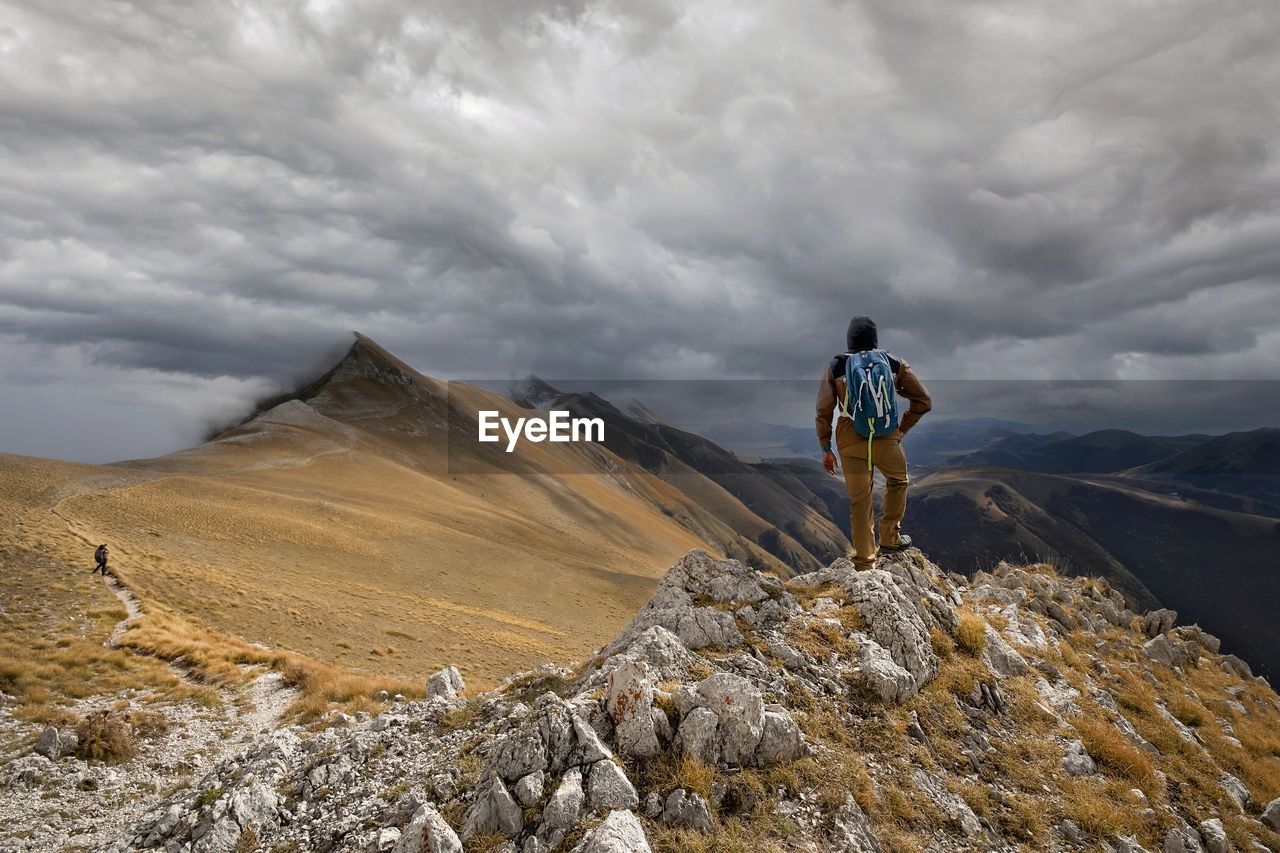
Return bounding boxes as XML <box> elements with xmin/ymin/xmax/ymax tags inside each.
<box><xmin>11</xmin><ymin>549</ymin><xmax>1280</xmax><ymax>853</ymax></box>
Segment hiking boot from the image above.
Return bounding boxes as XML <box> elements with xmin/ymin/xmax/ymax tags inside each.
<box><xmin>879</xmin><ymin>534</ymin><xmax>912</xmax><ymax>552</ymax></box>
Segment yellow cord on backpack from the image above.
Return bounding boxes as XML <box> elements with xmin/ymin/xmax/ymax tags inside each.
<box><xmin>867</xmin><ymin>418</ymin><xmax>874</xmax><ymax>470</ymax></box>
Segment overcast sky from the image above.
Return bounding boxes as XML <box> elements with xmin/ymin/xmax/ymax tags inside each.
<box><xmin>2</xmin><ymin>0</ymin><xmax>1279</xmax><ymax>462</ymax></box>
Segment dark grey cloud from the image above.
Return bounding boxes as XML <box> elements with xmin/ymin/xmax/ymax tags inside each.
<box><xmin>1</xmin><ymin>0</ymin><xmax>1278</xmax><ymax>462</ymax></box>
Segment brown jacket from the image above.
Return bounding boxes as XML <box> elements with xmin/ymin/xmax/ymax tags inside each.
<box><xmin>816</xmin><ymin>355</ymin><xmax>932</xmax><ymax>452</ymax></box>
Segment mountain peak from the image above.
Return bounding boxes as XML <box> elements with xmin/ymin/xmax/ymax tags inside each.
<box><xmin>207</xmin><ymin>333</ymin><xmax>433</xmax><ymax>439</ymax></box>
<box><xmin>509</xmin><ymin>375</ymin><xmax>564</xmax><ymax>410</ymax></box>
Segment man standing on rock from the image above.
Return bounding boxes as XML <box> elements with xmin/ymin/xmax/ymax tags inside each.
<box><xmin>816</xmin><ymin>316</ymin><xmax>932</xmax><ymax>570</ymax></box>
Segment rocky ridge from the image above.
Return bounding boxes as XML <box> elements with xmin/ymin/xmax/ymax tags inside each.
<box><xmin>10</xmin><ymin>548</ymin><xmax>1279</xmax><ymax>853</ymax></box>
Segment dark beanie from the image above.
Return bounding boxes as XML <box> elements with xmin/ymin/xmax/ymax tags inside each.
<box><xmin>846</xmin><ymin>316</ymin><xmax>878</xmax><ymax>351</ymax></box>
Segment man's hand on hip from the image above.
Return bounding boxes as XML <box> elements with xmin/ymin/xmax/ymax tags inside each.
<box><xmin>822</xmin><ymin>449</ymin><xmax>840</xmax><ymax>475</ymax></box>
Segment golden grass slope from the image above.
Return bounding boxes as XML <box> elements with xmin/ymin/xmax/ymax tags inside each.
<box><xmin>0</xmin><ymin>336</ymin><xmax>786</xmax><ymax>696</ymax></box>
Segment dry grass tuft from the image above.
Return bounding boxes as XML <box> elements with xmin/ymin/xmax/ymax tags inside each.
<box><xmin>675</xmin><ymin>757</ymin><xmax>717</xmax><ymax>800</ymax></box>
<box><xmin>785</xmin><ymin>619</ymin><xmax>858</xmax><ymax>661</ymax></box>
<box><xmin>954</xmin><ymin>612</ymin><xmax>986</xmax><ymax>657</ymax></box>
<box><xmin>275</xmin><ymin>654</ymin><xmax>419</xmax><ymax>722</ymax></box>
<box><xmin>929</xmin><ymin>628</ymin><xmax>955</xmax><ymax>660</ymax></box>
<box><xmin>1060</xmin><ymin>777</ymin><xmax>1148</xmax><ymax>838</ymax></box>
<box><xmin>646</xmin><ymin>819</ymin><xmax>786</xmax><ymax>853</ymax></box>
<box><xmin>1073</xmin><ymin>716</ymin><xmax>1161</xmax><ymax>798</ymax></box>
<box><xmin>440</xmin><ymin>700</ymin><xmax>481</xmax><ymax>732</ymax></box>
<box><xmin>75</xmin><ymin>711</ymin><xmax>135</xmax><ymax>764</ymax></box>
<box><xmin>234</xmin><ymin>827</ymin><xmax>258</xmax><ymax>853</ymax></box>
<box><xmin>1166</xmin><ymin>694</ymin><xmax>1208</xmax><ymax>728</ymax></box>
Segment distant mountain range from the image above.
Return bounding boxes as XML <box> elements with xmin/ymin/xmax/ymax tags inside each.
<box><xmin>701</xmin><ymin>416</ymin><xmax>1036</xmax><ymax>468</ymax></box>
<box><xmin>946</xmin><ymin>428</ymin><xmax>1211</xmax><ymax>474</ymax></box>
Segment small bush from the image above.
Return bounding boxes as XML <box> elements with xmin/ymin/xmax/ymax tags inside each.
<box><xmin>195</xmin><ymin>787</ymin><xmax>224</xmax><ymax>808</ymax></box>
<box><xmin>955</xmin><ymin>613</ymin><xmax>986</xmax><ymax>657</ymax></box>
<box><xmin>75</xmin><ymin>711</ymin><xmax>135</xmax><ymax>764</ymax></box>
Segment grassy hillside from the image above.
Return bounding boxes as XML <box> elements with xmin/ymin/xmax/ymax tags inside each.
<box><xmin>0</xmin><ymin>336</ymin><xmax>750</xmax><ymax>693</ymax></box>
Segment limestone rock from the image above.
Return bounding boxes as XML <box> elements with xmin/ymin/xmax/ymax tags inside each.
<box><xmin>911</xmin><ymin>769</ymin><xmax>983</xmax><ymax>839</ymax></box>
<box><xmin>1198</xmin><ymin>818</ymin><xmax>1228</xmax><ymax>853</ymax></box>
<box><xmin>33</xmin><ymin>726</ymin><xmax>61</xmax><ymax>760</ymax></box>
<box><xmin>606</xmin><ymin>659</ymin><xmax>660</xmax><ymax>758</ymax></box>
<box><xmin>832</xmin><ymin>794</ymin><xmax>882</xmax><ymax>852</ymax></box>
<box><xmin>843</xmin><ymin>570</ymin><xmax>939</xmax><ymax>686</ymax></box>
<box><xmin>541</xmin><ymin>768</ymin><xmax>585</xmax><ymax>833</ymax></box>
<box><xmin>568</xmin><ymin>809</ymin><xmax>652</xmax><ymax>853</ymax></box>
<box><xmin>756</xmin><ymin>708</ymin><xmax>806</xmax><ymax>764</ymax></box>
<box><xmin>663</xmin><ymin>789</ymin><xmax>714</xmax><ymax>833</ymax></box>
<box><xmin>1262</xmin><ymin>797</ymin><xmax>1280</xmax><ymax>830</ymax></box>
<box><xmin>464</xmin><ymin>776</ymin><xmax>523</xmax><ymax>838</ymax></box>
<box><xmin>675</xmin><ymin>706</ymin><xmax>720</xmax><ymax>766</ymax></box>
<box><xmin>392</xmin><ymin>804</ymin><xmax>463</xmax><ymax>853</ymax></box>
<box><xmin>426</xmin><ymin>666</ymin><xmax>465</xmax><ymax>700</ymax></box>
<box><xmin>1162</xmin><ymin>826</ymin><xmax>1205</xmax><ymax>853</ymax></box>
<box><xmin>609</xmin><ymin>626</ymin><xmax>698</xmax><ymax>681</ymax></box>
<box><xmin>856</xmin><ymin>634</ymin><xmax>918</xmax><ymax>703</ymax></box>
<box><xmin>1143</xmin><ymin>609</ymin><xmax>1177</xmax><ymax>638</ymax></box>
<box><xmin>608</xmin><ymin>551</ymin><xmax>774</xmax><ymax>652</ymax></box>
<box><xmin>981</xmin><ymin>625</ymin><xmax>1029</xmax><ymax>677</ymax></box>
<box><xmin>570</xmin><ymin>711</ymin><xmax>615</xmax><ymax>766</ymax></box>
<box><xmin>1061</xmin><ymin>740</ymin><xmax>1096</xmax><ymax>777</ymax></box>
<box><xmin>1220</xmin><ymin>773</ymin><xmax>1251</xmax><ymax>811</ymax></box>
<box><xmin>587</xmin><ymin>760</ymin><xmax>639</xmax><ymax>812</ymax></box>
<box><xmin>514</xmin><ymin>771</ymin><xmax>544</xmax><ymax>807</ymax></box>
<box><xmin>489</xmin><ymin>731</ymin><xmax>547</xmax><ymax>782</ymax></box>
<box><xmin>696</xmin><ymin>673</ymin><xmax>765</xmax><ymax>766</ymax></box>
<box><xmin>1221</xmin><ymin>655</ymin><xmax>1253</xmax><ymax>679</ymax></box>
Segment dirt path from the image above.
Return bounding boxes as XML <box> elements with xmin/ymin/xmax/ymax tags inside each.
<box><xmin>1</xmin><ymin>556</ymin><xmax>300</xmax><ymax>853</ymax></box>
<box><xmin>102</xmin><ymin>573</ymin><xmax>142</xmax><ymax>648</ymax></box>
<box><xmin>0</xmin><ymin>488</ymin><xmax>306</xmax><ymax>851</ymax></box>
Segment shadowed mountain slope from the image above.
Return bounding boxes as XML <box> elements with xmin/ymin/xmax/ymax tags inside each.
<box><xmin>510</xmin><ymin>379</ymin><xmax>851</xmax><ymax>572</ymax></box>
<box><xmin>905</xmin><ymin>467</ymin><xmax>1280</xmax><ymax>678</ymax></box>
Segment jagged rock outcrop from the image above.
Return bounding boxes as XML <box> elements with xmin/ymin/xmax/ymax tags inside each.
<box><xmin>79</xmin><ymin>547</ymin><xmax>1280</xmax><ymax>853</ymax></box>
<box><xmin>391</xmin><ymin>805</ymin><xmax>461</xmax><ymax>853</ymax></box>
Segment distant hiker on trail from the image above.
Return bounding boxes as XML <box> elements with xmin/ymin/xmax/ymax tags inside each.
<box><xmin>816</xmin><ymin>316</ymin><xmax>932</xmax><ymax>571</ymax></box>
<box><xmin>93</xmin><ymin>544</ymin><xmax>109</xmax><ymax>576</ymax></box>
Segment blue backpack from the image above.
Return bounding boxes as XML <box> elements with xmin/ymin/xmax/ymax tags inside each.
<box><xmin>840</xmin><ymin>350</ymin><xmax>899</xmax><ymax>464</ymax></box>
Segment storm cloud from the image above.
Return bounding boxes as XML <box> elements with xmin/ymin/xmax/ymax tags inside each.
<box><xmin>1</xmin><ymin>0</ymin><xmax>1278</xmax><ymax>461</ymax></box>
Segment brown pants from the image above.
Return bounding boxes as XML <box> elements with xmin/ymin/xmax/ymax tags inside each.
<box><xmin>839</xmin><ymin>437</ymin><xmax>909</xmax><ymax>570</ymax></box>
